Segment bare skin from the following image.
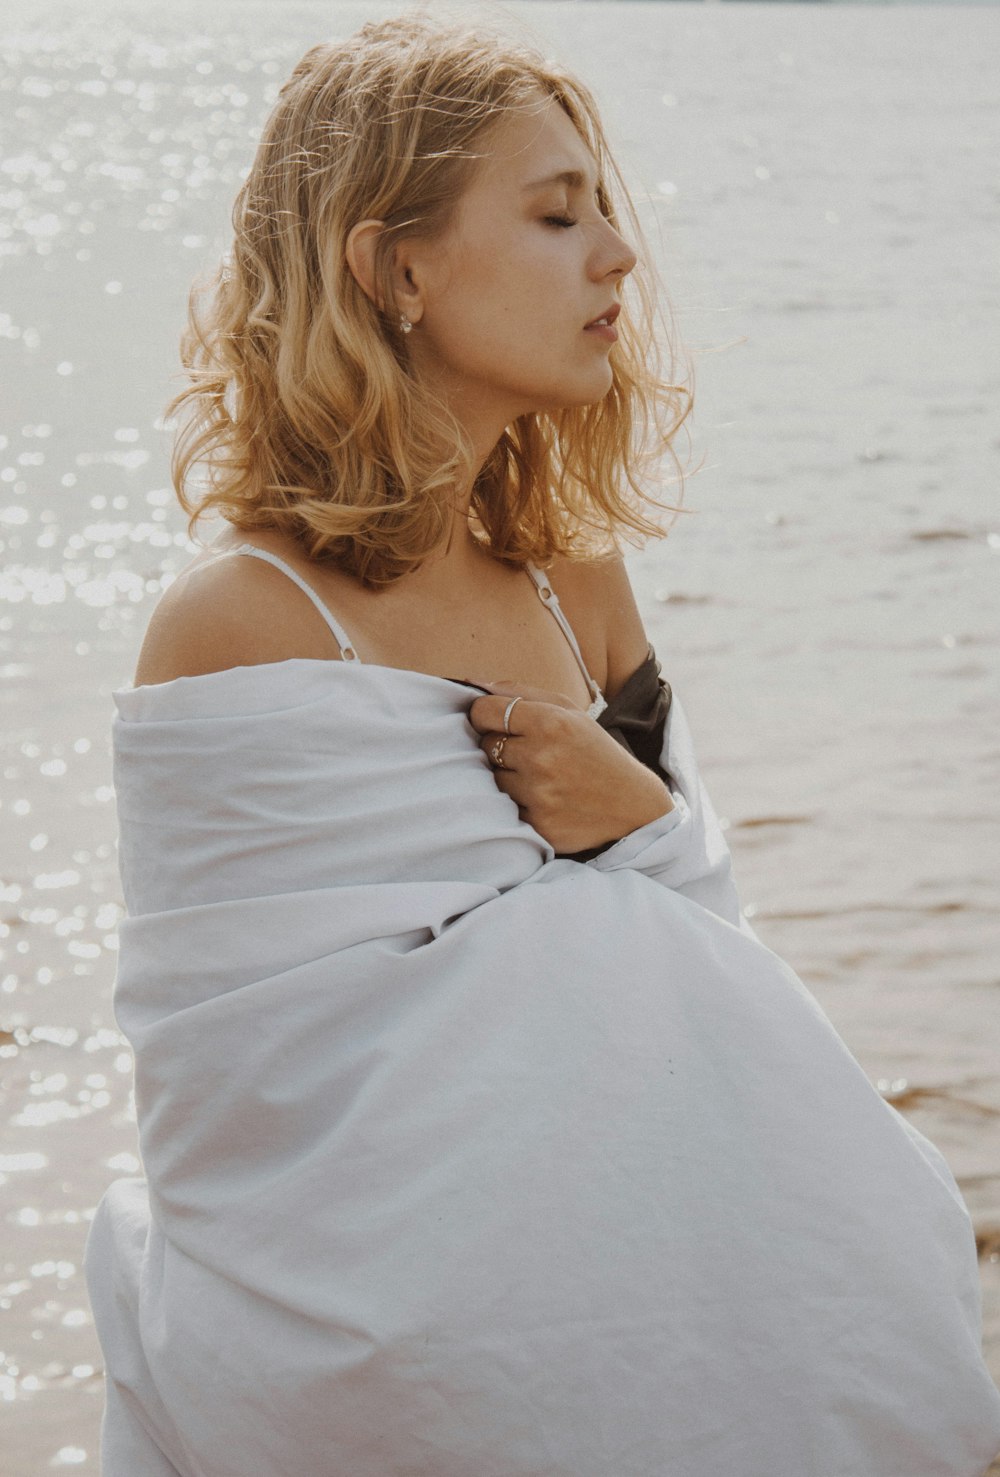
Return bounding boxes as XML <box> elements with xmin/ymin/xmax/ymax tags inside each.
<box><xmin>135</xmin><ymin>524</ymin><xmax>673</xmax><ymax>852</ymax></box>
<box><xmin>135</xmin><ymin>94</ymin><xmax>674</xmax><ymax>852</ymax></box>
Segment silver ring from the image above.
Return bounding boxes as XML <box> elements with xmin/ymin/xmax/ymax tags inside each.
<box><xmin>489</xmin><ymin>735</ymin><xmax>509</xmax><ymax>770</ymax></box>
<box><xmin>502</xmin><ymin>696</ymin><xmax>523</xmax><ymax>735</ymax></box>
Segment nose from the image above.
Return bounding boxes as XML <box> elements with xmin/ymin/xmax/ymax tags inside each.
<box><xmin>595</xmin><ymin>219</ymin><xmax>637</xmax><ymax>282</ymax></box>
<box><xmin>614</xmin><ymin>231</ymin><xmax>638</xmax><ymax>279</ymax></box>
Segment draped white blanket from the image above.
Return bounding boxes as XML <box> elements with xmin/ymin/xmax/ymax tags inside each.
<box><xmin>85</xmin><ymin>659</ymin><xmax>1000</xmax><ymax>1477</ymax></box>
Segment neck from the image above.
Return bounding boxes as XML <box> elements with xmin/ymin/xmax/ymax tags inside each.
<box><xmin>408</xmin><ymin>352</ymin><xmax>529</xmax><ymax>570</ymax></box>
<box><xmin>418</xmin><ymin>413</ymin><xmax>514</xmax><ymax>582</ymax></box>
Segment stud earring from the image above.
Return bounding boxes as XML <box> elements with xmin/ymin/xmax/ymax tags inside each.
<box><xmin>399</xmin><ymin>313</ymin><xmax>413</xmax><ymax>334</ymax></box>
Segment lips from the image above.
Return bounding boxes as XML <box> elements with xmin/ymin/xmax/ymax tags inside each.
<box><xmin>583</xmin><ymin>303</ymin><xmax>621</xmax><ymax>329</ymax></box>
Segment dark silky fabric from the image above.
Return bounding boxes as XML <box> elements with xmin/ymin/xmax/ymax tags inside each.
<box><xmin>561</xmin><ymin>643</ymin><xmax>673</xmax><ymax>863</ymax></box>
<box><xmin>594</xmin><ymin>643</ymin><xmax>672</xmax><ymax>784</ymax></box>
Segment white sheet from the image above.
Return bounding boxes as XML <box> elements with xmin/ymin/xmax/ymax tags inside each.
<box><xmin>85</xmin><ymin>658</ymin><xmax>1000</xmax><ymax>1476</ymax></box>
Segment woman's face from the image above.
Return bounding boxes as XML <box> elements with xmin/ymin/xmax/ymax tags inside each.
<box><xmin>405</xmin><ymin>96</ymin><xmax>638</xmax><ymax>435</ymax></box>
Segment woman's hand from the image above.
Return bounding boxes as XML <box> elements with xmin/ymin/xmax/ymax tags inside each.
<box><xmin>467</xmin><ymin>680</ymin><xmax>674</xmax><ymax>855</ymax></box>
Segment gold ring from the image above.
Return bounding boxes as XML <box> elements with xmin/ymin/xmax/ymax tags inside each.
<box><xmin>489</xmin><ymin>735</ymin><xmax>508</xmax><ymax>769</ymax></box>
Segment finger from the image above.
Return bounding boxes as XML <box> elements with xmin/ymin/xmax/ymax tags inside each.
<box><xmin>489</xmin><ymin>769</ymin><xmax>533</xmax><ymax>823</ymax></box>
<box><xmin>490</xmin><ymin>768</ymin><xmax>519</xmax><ymax>800</ymax></box>
<box><xmin>468</xmin><ymin>694</ymin><xmax>533</xmax><ymax>737</ymax></box>
<box><xmin>479</xmin><ymin>731</ymin><xmax>521</xmax><ymax>772</ymax></box>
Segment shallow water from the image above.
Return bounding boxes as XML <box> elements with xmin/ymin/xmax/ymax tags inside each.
<box><xmin>1</xmin><ymin>1</ymin><xmax>998</xmax><ymax>1470</ymax></box>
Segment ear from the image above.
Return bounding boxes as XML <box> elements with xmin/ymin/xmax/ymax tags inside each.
<box><xmin>345</xmin><ymin>218</ymin><xmax>424</xmax><ymax>327</ymax></box>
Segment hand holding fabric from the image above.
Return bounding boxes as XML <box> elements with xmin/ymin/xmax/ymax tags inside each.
<box><xmin>467</xmin><ymin>679</ymin><xmax>674</xmax><ymax>855</ymax></box>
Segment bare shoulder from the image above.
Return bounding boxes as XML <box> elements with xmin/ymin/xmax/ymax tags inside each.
<box><xmin>546</xmin><ymin>550</ymin><xmax>651</xmax><ymax>699</ymax></box>
<box><xmin>133</xmin><ymin>550</ymin><xmax>347</xmax><ymax>687</ymax></box>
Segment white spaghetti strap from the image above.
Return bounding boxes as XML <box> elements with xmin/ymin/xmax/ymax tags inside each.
<box><xmin>216</xmin><ymin>544</ymin><xmax>361</xmax><ymax>662</ymax></box>
<box><xmin>524</xmin><ymin>563</ymin><xmax>608</xmax><ymax>719</ymax></box>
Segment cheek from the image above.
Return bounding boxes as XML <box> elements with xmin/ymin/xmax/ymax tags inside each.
<box><xmin>461</xmin><ymin>228</ymin><xmax>566</xmax><ymax>318</ymax></box>
<box><xmin>429</xmin><ymin>274</ymin><xmax>533</xmax><ymax>365</ymax></box>
<box><xmin>422</xmin><ymin>231</ymin><xmax>579</xmax><ymax>378</ymax></box>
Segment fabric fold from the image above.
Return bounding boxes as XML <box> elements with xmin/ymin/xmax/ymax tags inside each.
<box><xmin>85</xmin><ymin>658</ymin><xmax>1000</xmax><ymax>1477</ymax></box>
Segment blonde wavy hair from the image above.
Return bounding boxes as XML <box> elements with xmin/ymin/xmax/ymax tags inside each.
<box><xmin>167</xmin><ymin>5</ymin><xmax>693</xmax><ymax>587</ymax></box>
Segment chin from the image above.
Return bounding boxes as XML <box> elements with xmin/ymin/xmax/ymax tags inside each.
<box><xmin>528</xmin><ymin>373</ymin><xmax>615</xmax><ymax>417</ymax></box>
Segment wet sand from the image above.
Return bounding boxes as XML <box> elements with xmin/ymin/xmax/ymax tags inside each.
<box><xmin>1</xmin><ymin>1</ymin><xmax>998</xmax><ymax>1470</ymax></box>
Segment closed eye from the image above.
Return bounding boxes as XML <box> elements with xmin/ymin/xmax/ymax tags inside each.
<box><xmin>544</xmin><ymin>214</ymin><xmax>578</xmax><ymax>229</ymax></box>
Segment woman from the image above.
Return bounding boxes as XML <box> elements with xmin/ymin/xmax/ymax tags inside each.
<box><xmin>84</xmin><ymin>11</ymin><xmax>1000</xmax><ymax>1475</ymax></box>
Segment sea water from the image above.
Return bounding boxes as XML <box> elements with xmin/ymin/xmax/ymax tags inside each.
<box><xmin>1</xmin><ymin>2</ymin><xmax>998</xmax><ymax>1470</ymax></box>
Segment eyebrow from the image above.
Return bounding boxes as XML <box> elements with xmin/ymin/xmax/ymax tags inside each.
<box><xmin>521</xmin><ymin>168</ymin><xmax>602</xmax><ymax>195</ymax></box>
